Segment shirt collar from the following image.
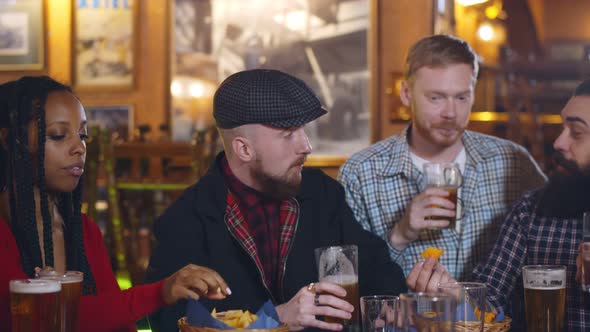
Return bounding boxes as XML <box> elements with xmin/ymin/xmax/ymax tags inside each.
<box><xmin>380</xmin><ymin>124</ymin><xmax>499</xmax><ymax>178</ymax></box>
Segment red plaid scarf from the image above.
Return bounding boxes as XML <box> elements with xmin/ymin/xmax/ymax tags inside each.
<box><xmin>221</xmin><ymin>157</ymin><xmax>298</xmax><ymax>298</ymax></box>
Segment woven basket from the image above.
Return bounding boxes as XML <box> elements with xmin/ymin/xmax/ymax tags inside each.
<box><xmin>454</xmin><ymin>316</ymin><xmax>512</xmax><ymax>332</ymax></box>
<box><xmin>178</xmin><ymin>317</ymin><xmax>289</xmax><ymax>332</ymax></box>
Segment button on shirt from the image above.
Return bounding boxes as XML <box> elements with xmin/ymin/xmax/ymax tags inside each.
<box><xmin>338</xmin><ymin>127</ymin><xmax>547</xmax><ymax>280</ymax></box>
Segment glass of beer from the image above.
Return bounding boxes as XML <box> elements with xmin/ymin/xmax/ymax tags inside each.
<box><xmin>360</xmin><ymin>295</ymin><xmax>398</xmax><ymax>332</ymax></box>
<box><xmin>315</xmin><ymin>245</ymin><xmax>359</xmax><ymax>331</ymax></box>
<box><xmin>438</xmin><ymin>282</ymin><xmax>486</xmax><ymax>331</ymax></box>
<box><xmin>10</xmin><ymin>279</ymin><xmax>61</xmax><ymax>332</ymax></box>
<box><xmin>38</xmin><ymin>270</ymin><xmax>84</xmax><ymax>332</ymax></box>
<box><xmin>423</xmin><ymin>162</ymin><xmax>463</xmax><ymax>230</ymax></box>
<box><xmin>582</xmin><ymin>212</ymin><xmax>590</xmax><ymax>292</ymax></box>
<box><xmin>399</xmin><ymin>292</ymin><xmax>456</xmax><ymax>332</ymax></box>
<box><xmin>522</xmin><ymin>265</ymin><xmax>566</xmax><ymax>332</ymax></box>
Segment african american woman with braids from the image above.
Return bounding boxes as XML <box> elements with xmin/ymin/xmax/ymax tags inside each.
<box><xmin>0</xmin><ymin>76</ymin><xmax>231</xmax><ymax>332</ymax></box>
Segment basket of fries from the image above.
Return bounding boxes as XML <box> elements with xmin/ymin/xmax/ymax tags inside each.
<box><xmin>179</xmin><ymin>299</ymin><xmax>288</xmax><ymax>332</ymax></box>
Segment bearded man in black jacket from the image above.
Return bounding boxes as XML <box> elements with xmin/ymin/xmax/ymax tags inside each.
<box><xmin>146</xmin><ymin>69</ymin><xmax>407</xmax><ymax>332</ymax></box>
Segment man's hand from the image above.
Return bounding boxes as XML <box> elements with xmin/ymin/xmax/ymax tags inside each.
<box><xmin>162</xmin><ymin>264</ymin><xmax>231</xmax><ymax>305</ymax></box>
<box><xmin>275</xmin><ymin>281</ymin><xmax>354</xmax><ymax>331</ymax></box>
<box><xmin>389</xmin><ymin>188</ymin><xmax>456</xmax><ymax>250</ymax></box>
<box><xmin>406</xmin><ymin>258</ymin><xmax>455</xmax><ymax>292</ymax></box>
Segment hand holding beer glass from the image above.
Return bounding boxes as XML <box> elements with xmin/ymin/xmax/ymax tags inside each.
<box><xmin>315</xmin><ymin>245</ymin><xmax>359</xmax><ymax>331</ymax></box>
<box><xmin>10</xmin><ymin>279</ymin><xmax>61</xmax><ymax>332</ymax></box>
<box><xmin>522</xmin><ymin>265</ymin><xmax>566</xmax><ymax>332</ymax></box>
<box><xmin>422</xmin><ymin>162</ymin><xmax>463</xmax><ymax>230</ymax></box>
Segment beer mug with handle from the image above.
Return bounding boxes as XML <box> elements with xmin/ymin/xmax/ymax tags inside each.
<box><xmin>422</xmin><ymin>162</ymin><xmax>463</xmax><ymax>230</ymax></box>
<box><xmin>315</xmin><ymin>245</ymin><xmax>359</xmax><ymax>331</ymax></box>
<box><xmin>522</xmin><ymin>265</ymin><xmax>566</xmax><ymax>332</ymax></box>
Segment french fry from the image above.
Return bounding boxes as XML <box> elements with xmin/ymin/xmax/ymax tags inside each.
<box><xmin>421</xmin><ymin>246</ymin><xmax>444</xmax><ymax>261</ymax></box>
<box><xmin>212</xmin><ymin>309</ymin><xmax>259</xmax><ymax>328</ymax></box>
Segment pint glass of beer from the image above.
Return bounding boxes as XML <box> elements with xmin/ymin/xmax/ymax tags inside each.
<box><xmin>522</xmin><ymin>265</ymin><xmax>566</xmax><ymax>332</ymax></box>
<box><xmin>423</xmin><ymin>162</ymin><xmax>463</xmax><ymax>230</ymax></box>
<box><xmin>38</xmin><ymin>270</ymin><xmax>84</xmax><ymax>332</ymax></box>
<box><xmin>315</xmin><ymin>245</ymin><xmax>359</xmax><ymax>331</ymax></box>
<box><xmin>10</xmin><ymin>279</ymin><xmax>61</xmax><ymax>332</ymax></box>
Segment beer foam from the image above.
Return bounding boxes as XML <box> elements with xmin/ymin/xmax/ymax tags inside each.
<box><xmin>10</xmin><ymin>279</ymin><xmax>61</xmax><ymax>294</ymax></box>
<box><xmin>524</xmin><ymin>285</ymin><xmax>565</xmax><ymax>290</ymax></box>
<box><xmin>40</xmin><ymin>271</ymin><xmax>84</xmax><ymax>284</ymax></box>
<box><xmin>321</xmin><ymin>274</ymin><xmax>358</xmax><ymax>285</ymax></box>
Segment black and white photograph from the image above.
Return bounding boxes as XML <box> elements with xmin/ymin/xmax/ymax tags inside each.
<box><xmin>0</xmin><ymin>0</ymin><xmax>43</xmax><ymax>70</ymax></box>
<box><xmin>0</xmin><ymin>12</ymin><xmax>28</xmax><ymax>55</ymax></box>
<box><xmin>170</xmin><ymin>0</ymin><xmax>370</xmax><ymax>156</ymax></box>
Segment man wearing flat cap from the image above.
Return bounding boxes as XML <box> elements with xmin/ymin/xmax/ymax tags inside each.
<box><xmin>146</xmin><ymin>69</ymin><xmax>406</xmax><ymax>332</ymax></box>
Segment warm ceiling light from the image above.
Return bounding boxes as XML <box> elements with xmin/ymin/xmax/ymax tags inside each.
<box><xmin>485</xmin><ymin>5</ymin><xmax>501</xmax><ymax>19</ymax></box>
<box><xmin>477</xmin><ymin>22</ymin><xmax>494</xmax><ymax>41</ymax></box>
<box><xmin>456</xmin><ymin>0</ymin><xmax>489</xmax><ymax>6</ymax></box>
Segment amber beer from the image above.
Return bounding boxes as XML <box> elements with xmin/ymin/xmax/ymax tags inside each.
<box><xmin>423</xmin><ymin>162</ymin><xmax>462</xmax><ymax>230</ymax></box>
<box><xmin>39</xmin><ymin>271</ymin><xmax>84</xmax><ymax>332</ymax></box>
<box><xmin>10</xmin><ymin>279</ymin><xmax>61</xmax><ymax>332</ymax></box>
<box><xmin>522</xmin><ymin>265</ymin><xmax>566</xmax><ymax>332</ymax></box>
<box><xmin>425</xmin><ymin>185</ymin><xmax>458</xmax><ymax>229</ymax></box>
<box><xmin>321</xmin><ymin>274</ymin><xmax>360</xmax><ymax>327</ymax></box>
<box><xmin>315</xmin><ymin>245</ymin><xmax>359</xmax><ymax>331</ymax></box>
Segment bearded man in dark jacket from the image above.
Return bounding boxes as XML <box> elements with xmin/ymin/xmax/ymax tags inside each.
<box><xmin>146</xmin><ymin>69</ymin><xmax>407</xmax><ymax>332</ymax></box>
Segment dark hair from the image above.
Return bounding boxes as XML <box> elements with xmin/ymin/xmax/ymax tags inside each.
<box><xmin>404</xmin><ymin>34</ymin><xmax>479</xmax><ymax>82</ymax></box>
<box><xmin>573</xmin><ymin>79</ymin><xmax>590</xmax><ymax>96</ymax></box>
<box><xmin>0</xmin><ymin>76</ymin><xmax>96</xmax><ymax>295</ymax></box>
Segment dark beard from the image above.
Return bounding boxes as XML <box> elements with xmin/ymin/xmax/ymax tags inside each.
<box><xmin>536</xmin><ymin>152</ymin><xmax>590</xmax><ymax>218</ymax></box>
<box><xmin>250</xmin><ymin>159</ymin><xmax>302</xmax><ymax>201</ymax></box>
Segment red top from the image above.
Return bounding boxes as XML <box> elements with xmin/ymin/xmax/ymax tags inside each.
<box><xmin>0</xmin><ymin>215</ymin><xmax>166</xmax><ymax>332</ymax></box>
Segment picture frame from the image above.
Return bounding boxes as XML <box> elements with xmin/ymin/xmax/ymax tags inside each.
<box><xmin>432</xmin><ymin>0</ymin><xmax>455</xmax><ymax>35</ymax></box>
<box><xmin>547</xmin><ymin>40</ymin><xmax>590</xmax><ymax>62</ymax></box>
<box><xmin>169</xmin><ymin>0</ymin><xmax>373</xmax><ymax>160</ymax></box>
<box><xmin>86</xmin><ymin>105</ymin><xmax>134</xmax><ymax>141</ymax></box>
<box><xmin>72</xmin><ymin>0</ymin><xmax>138</xmax><ymax>90</ymax></box>
<box><xmin>0</xmin><ymin>0</ymin><xmax>44</xmax><ymax>70</ymax></box>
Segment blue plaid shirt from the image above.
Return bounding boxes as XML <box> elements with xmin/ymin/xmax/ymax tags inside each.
<box><xmin>473</xmin><ymin>190</ymin><xmax>589</xmax><ymax>331</ymax></box>
<box><xmin>338</xmin><ymin>126</ymin><xmax>546</xmax><ymax>280</ymax></box>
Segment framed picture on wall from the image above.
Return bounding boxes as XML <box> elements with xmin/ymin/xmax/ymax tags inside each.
<box><xmin>86</xmin><ymin>105</ymin><xmax>134</xmax><ymax>141</ymax></box>
<box><xmin>432</xmin><ymin>0</ymin><xmax>455</xmax><ymax>35</ymax></box>
<box><xmin>0</xmin><ymin>0</ymin><xmax>44</xmax><ymax>70</ymax></box>
<box><xmin>169</xmin><ymin>0</ymin><xmax>373</xmax><ymax>162</ymax></box>
<box><xmin>72</xmin><ymin>0</ymin><xmax>137</xmax><ymax>90</ymax></box>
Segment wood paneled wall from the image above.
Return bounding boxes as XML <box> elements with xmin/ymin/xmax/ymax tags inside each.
<box><xmin>0</xmin><ymin>0</ymin><xmax>170</xmax><ymax>134</ymax></box>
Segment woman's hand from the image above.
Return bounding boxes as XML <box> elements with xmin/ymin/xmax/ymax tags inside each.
<box><xmin>162</xmin><ymin>264</ymin><xmax>231</xmax><ymax>305</ymax></box>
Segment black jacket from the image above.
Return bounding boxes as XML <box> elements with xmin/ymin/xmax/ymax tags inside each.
<box><xmin>145</xmin><ymin>154</ymin><xmax>406</xmax><ymax>332</ymax></box>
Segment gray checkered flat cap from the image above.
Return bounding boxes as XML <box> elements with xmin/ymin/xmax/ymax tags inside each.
<box><xmin>213</xmin><ymin>69</ymin><xmax>327</xmax><ymax>129</ymax></box>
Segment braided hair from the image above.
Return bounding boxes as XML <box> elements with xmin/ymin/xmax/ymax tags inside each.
<box><xmin>0</xmin><ymin>76</ymin><xmax>96</xmax><ymax>295</ymax></box>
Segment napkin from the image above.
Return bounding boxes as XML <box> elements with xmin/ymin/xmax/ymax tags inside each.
<box><xmin>186</xmin><ymin>299</ymin><xmax>282</xmax><ymax>329</ymax></box>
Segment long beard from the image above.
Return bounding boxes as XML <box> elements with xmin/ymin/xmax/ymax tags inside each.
<box><xmin>250</xmin><ymin>158</ymin><xmax>303</xmax><ymax>201</ymax></box>
<box><xmin>536</xmin><ymin>153</ymin><xmax>590</xmax><ymax>218</ymax></box>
